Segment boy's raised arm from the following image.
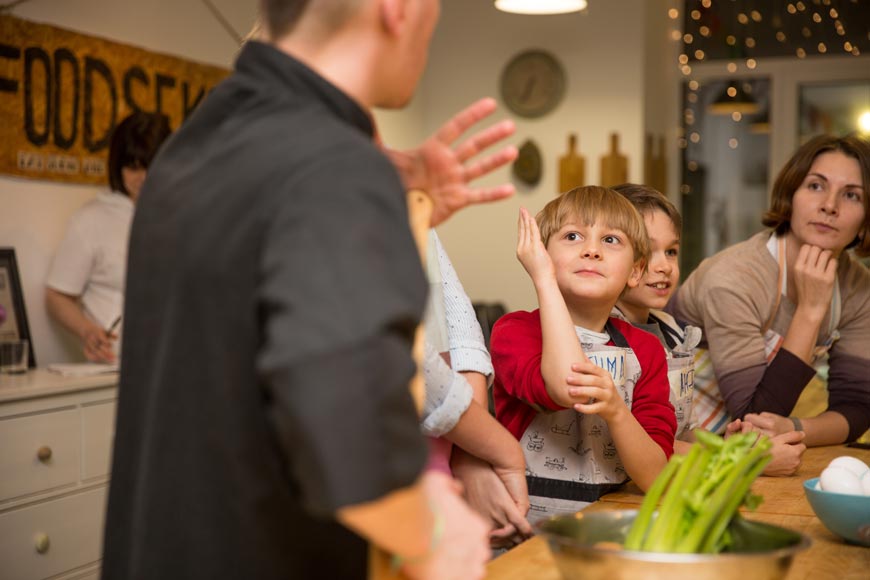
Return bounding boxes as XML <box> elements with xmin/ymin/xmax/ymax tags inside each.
<box><xmin>516</xmin><ymin>208</ymin><xmax>588</xmax><ymax>408</ymax></box>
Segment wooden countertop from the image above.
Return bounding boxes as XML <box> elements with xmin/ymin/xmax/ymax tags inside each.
<box><xmin>486</xmin><ymin>445</ymin><xmax>870</xmax><ymax>580</ymax></box>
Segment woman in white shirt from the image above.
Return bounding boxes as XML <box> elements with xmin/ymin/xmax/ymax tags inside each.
<box><xmin>46</xmin><ymin>112</ymin><xmax>171</xmax><ymax>362</ymax></box>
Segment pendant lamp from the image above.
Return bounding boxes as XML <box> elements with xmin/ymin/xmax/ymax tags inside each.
<box><xmin>749</xmin><ymin>110</ymin><xmax>770</xmax><ymax>134</ymax></box>
<box><xmin>495</xmin><ymin>0</ymin><xmax>588</xmax><ymax>15</ymax></box>
<box><xmin>708</xmin><ymin>83</ymin><xmax>760</xmax><ymax>116</ymax></box>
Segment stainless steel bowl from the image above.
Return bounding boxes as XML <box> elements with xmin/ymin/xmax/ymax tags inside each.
<box><xmin>539</xmin><ymin>509</ymin><xmax>810</xmax><ymax>580</ymax></box>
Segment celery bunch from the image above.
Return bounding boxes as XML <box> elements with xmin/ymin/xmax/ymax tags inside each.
<box><xmin>624</xmin><ymin>430</ymin><xmax>772</xmax><ymax>553</ymax></box>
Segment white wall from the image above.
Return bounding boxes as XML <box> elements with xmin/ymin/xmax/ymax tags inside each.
<box><xmin>0</xmin><ymin>0</ymin><xmax>257</xmax><ymax>365</ymax></box>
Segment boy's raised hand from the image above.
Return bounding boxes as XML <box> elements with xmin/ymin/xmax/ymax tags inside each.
<box><xmin>517</xmin><ymin>207</ymin><xmax>555</xmax><ymax>284</ymax></box>
<box><xmin>566</xmin><ymin>360</ymin><xmax>628</xmax><ymax>421</ymax></box>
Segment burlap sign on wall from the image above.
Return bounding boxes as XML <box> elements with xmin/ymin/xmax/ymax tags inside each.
<box><xmin>0</xmin><ymin>15</ymin><xmax>230</xmax><ymax>185</ymax></box>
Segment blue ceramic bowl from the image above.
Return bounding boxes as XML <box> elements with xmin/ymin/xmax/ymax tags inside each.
<box><xmin>804</xmin><ymin>477</ymin><xmax>870</xmax><ymax>546</ymax></box>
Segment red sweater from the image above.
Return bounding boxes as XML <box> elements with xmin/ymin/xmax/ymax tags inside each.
<box><xmin>491</xmin><ymin>310</ymin><xmax>676</xmax><ymax>458</ymax></box>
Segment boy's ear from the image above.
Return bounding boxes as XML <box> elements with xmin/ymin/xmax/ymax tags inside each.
<box><xmin>625</xmin><ymin>261</ymin><xmax>644</xmax><ymax>290</ymax></box>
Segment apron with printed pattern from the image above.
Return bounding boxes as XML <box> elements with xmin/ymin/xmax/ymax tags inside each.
<box><xmin>648</xmin><ymin>310</ymin><xmax>696</xmax><ymax>440</ymax></box>
<box><xmin>522</xmin><ymin>322</ymin><xmax>643</xmax><ymax>523</ymax></box>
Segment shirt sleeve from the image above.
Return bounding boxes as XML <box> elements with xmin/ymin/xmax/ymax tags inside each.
<box><xmin>256</xmin><ymin>146</ymin><xmax>428</xmax><ymax>516</ymax></box>
<box><xmin>825</xmin><ymin>273</ymin><xmax>870</xmax><ymax>440</ymax></box>
<box><xmin>628</xmin><ymin>329</ymin><xmax>677</xmax><ymax>458</ymax></box>
<box><xmin>696</xmin><ymin>281</ymin><xmax>817</xmax><ymax>419</ymax></box>
<box><xmin>46</xmin><ymin>212</ymin><xmax>95</xmax><ymax>296</ymax></box>
<box><xmin>420</xmin><ymin>344</ymin><xmax>473</xmax><ymax>437</ymax></box>
<box><xmin>432</xmin><ymin>231</ymin><xmax>494</xmax><ymax>383</ymax></box>
<box><xmin>490</xmin><ymin>313</ymin><xmax>562</xmax><ymax>413</ymax></box>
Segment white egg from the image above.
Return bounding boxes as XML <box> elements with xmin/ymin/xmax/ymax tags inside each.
<box><xmin>828</xmin><ymin>456</ymin><xmax>870</xmax><ymax>478</ymax></box>
<box><xmin>861</xmin><ymin>471</ymin><xmax>870</xmax><ymax>497</ymax></box>
<box><xmin>820</xmin><ymin>465</ymin><xmax>864</xmax><ymax>495</ymax></box>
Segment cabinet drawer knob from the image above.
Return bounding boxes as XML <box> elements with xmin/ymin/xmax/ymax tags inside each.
<box><xmin>37</xmin><ymin>446</ymin><xmax>53</xmax><ymax>462</ymax></box>
<box><xmin>35</xmin><ymin>533</ymin><xmax>51</xmax><ymax>554</ymax></box>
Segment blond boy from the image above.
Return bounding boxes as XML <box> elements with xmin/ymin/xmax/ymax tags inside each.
<box><xmin>491</xmin><ymin>186</ymin><xmax>676</xmax><ymax>521</ymax></box>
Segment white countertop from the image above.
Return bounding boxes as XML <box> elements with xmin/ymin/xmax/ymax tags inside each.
<box><xmin>0</xmin><ymin>368</ymin><xmax>118</xmax><ymax>404</ymax></box>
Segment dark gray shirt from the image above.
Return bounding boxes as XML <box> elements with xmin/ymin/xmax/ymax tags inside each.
<box><xmin>102</xmin><ymin>41</ymin><xmax>428</xmax><ymax>580</ymax></box>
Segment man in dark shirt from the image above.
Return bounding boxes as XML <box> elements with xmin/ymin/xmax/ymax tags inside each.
<box><xmin>101</xmin><ymin>1</ymin><xmax>516</xmax><ymax>579</ymax></box>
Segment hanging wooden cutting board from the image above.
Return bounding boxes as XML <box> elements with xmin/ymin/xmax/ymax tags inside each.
<box><xmin>558</xmin><ymin>133</ymin><xmax>585</xmax><ymax>194</ymax></box>
<box><xmin>600</xmin><ymin>132</ymin><xmax>628</xmax><ymax>187</ymax></box>
<box><xmin>651</xmin><ymin>135</ymin><xmax>668</xmax><ymax>195</ymax></box>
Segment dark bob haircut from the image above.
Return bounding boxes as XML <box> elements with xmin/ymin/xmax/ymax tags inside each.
<box><xmin>762</xmin><ymin>133</ymin><xmax>870</xmax><ymax>257</ymax></box>
<box><xmin>108</xmin><ymin>112</ymin><xmax>172</xmax><ymax>196</ymax></box>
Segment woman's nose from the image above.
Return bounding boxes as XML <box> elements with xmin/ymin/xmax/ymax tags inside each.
<box><xmin>820</xmin><ymin>190</ymin><xmax>839</xmax><ymax>215</ymax></box>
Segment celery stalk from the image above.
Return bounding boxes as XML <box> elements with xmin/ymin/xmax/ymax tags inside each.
<box><xmin>674</xmin><ymin>439</ymin><xmax>771</xmax><ymax>553</ymax></box>
<box><xmin>624</xmin><ymin>454</ymin><xmax>683</xmax><ymax>551</ymax></box>
<box><xmin>624</xmin><ymin>431</ymin><xmax>772</xmax><ymax>555</ymax></box>
<box><xmin>643</xmin><ymin>445</ymin><xmax>709</xmax><ymax>551</ymax></box>
<box><xmin>698</xmin><ymin>447</ymin><xmax>772</xmax><ymax>553</ymax></box>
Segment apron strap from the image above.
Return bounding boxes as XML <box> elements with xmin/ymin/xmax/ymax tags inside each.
<box><xmin>604</xmin><ymin>319</ymin><xmax>630</xmax><ymax>348</ymax></box>
<box><xmin>648</xmin><ymin>312</ymin><xmax>681</xmax><ymax>350</ymax></box>
<box><xmin>764</xmin><ymin>236</ymin><xmax>787</xmax><ymax>334</ymax></box>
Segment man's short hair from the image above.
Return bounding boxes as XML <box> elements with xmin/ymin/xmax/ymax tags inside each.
<box><xmin>260</xmin><ymin>0</ymin><xmax>361</xmax><ymax>39</ymax></box>
<box><xmin>108</xmin><ymin>112</ymin><xmax>172</xmax><ymax>196</ymax></box>
<box><xmin>537</xmin><ymin>185</ymin><xmax>651</xmax><ymax>267</ymax></box>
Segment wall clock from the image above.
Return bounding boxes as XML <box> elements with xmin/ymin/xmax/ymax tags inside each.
<box><xmin>500</xmin><ymin>49</ymin><xmax>566</xmax><ymax>118</ymax></box>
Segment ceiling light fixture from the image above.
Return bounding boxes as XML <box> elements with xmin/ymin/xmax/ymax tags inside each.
<box><xmin>495</xmin><ymin>0</ymin><xmax>588</xmax><ymax>15</ymax></box>
<box><xmin>708</xmin><ymin>84</ymin><xmax>760</xmax><ymax>116</ymax></box>
<box><xmin>749</xmin><ymin>110</ymin><xmax>771</xmax><ymax>134</ymax></box>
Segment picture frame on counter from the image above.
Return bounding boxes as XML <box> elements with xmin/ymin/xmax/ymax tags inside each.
<box><xmin>0</xmin><ymin>248</ymin><xmax>37</xmax><ymax>368</ymax></box>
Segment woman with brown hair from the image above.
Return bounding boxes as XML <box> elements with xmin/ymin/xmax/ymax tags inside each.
<box><xmin>669</xmin><ymin>134</ymin><xmax>870</xmax><ymax>447</ymax></box>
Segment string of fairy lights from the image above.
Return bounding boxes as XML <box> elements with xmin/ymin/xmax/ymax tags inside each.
<box><xmin>668</xmin><ymin>0</ymin><xmax>870</xmax><ymax>195</ymax></box>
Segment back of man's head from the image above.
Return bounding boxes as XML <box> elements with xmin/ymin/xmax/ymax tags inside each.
<box><xmin>260</xmin><ymin>0</ymin><xmax>362</xmax><ymax>40</ymax></box>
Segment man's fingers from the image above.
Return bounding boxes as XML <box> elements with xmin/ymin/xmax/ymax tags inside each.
<box><xmin>464</xmin><ymin>184</ymin><xmax>516</xmax><ymax>205</ymax></box>
<box><xmin>434</xmin><ymin>97</ymin><xmax>498</xmax><ymax>145</ymax></box>
<box><xmin>463</xmin><ymin>146</ymin><xmax>519</xmax><ymax>182</ymax></box>
<box><xmin>454</xmin><ymin>120</ymin><xmax>517</xmax><ymax>162</ymax></box>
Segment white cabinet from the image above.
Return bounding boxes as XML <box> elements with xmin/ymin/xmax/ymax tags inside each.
<box><xmin>0</xmin><ymin>371</ymin><xmax>118</xmax><ymax>580</ymax></box>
